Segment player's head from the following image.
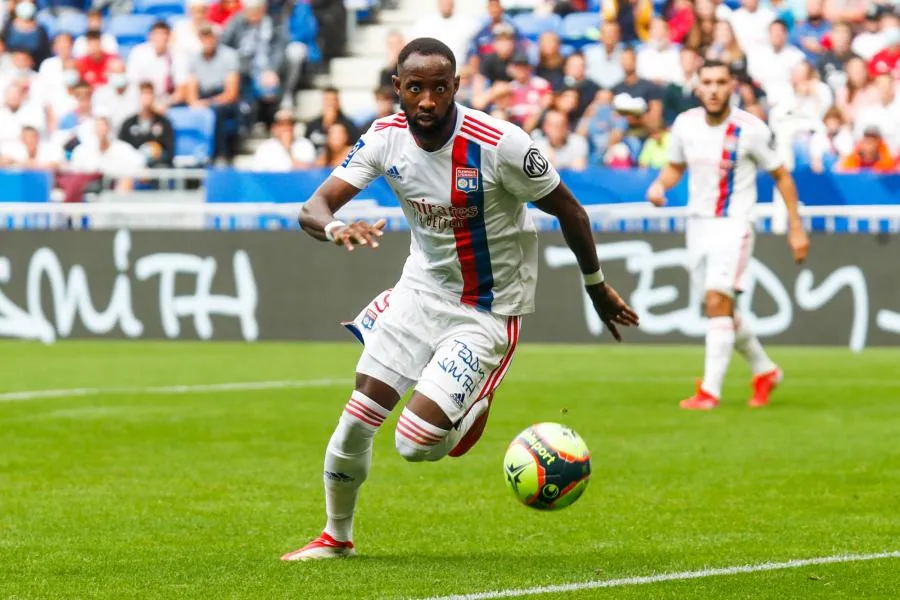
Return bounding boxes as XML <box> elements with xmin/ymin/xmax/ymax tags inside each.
<box><xmin>394</xmin><ymin>37</ymin><xmax>459</xmax><ymax>138</ymax></box>
<box><xmin>697</xmin><ymin>59</ymin><xmax>734</xmax><ymax>118</ymax></box>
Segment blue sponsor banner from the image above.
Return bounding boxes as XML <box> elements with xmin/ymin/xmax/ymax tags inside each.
<box><xmin>0</xmin><ymin>170</ymin><xmax>53</xmax><ymax>202</ymax></box>
<box><xmin>204</xmin><ymin>168</ymin><xmax>900</xmax><ymax>207</ymax></box>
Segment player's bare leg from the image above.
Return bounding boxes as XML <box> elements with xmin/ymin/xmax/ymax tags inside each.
<box><xmin>681</xmin><ymin>291</ymin><xmax>734</xmax><ymax>410</ymax></box>
<box><xmin>394</xmin><ymin>392</ymin><xmax>491</xmax><ymax>462</ymax></box>
<box><xmin>734</xmin><ymin>311</ymin><xmax>782</xmax><ymax>407</ymax></box>
<box><xmin>281</xmin><ymin>374</ymin><xmax>400</xmax><ymax>562</ymax></box>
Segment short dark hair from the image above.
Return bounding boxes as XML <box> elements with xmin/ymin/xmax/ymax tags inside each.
<box><xmin>397</xmin><ymin>37</ymin><xmax>456</xmax><ymax>75</ymax></box>
<box><xmin>53</xmin><ymin>31</ymin><xmax>74</xmax><ymax>43</ymax></box>
<box><xmin>322</xmin><ymin>86</ymin><xmax>339</xmax><ymax>96</ymax></box>
<box><xmin>698</xmin><ymin>58</ymin><xmax>732</xmax><ymax>76</ymax></box>
<box><xmin>85</xmin><ymin>29</ymin><xmax>102</xmax><ymax>41</ymax></box>
<box><xmin>150</xmin><ymin>20</ymin><xmax>170</xmax><ymax>33</ymax></box>
<box><xmin>770</xmin><ymin>18</ymin><xmax>789</xmax><ymax>31</ymax></box>
<box><xmin>139</xmin><ymin>81</ymin><xmax>155</xmax><ymax>92</ymax></box>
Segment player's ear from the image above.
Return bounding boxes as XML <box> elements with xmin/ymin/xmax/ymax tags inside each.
<box><xmin>454</xmin><ymin>74</ymin><xmax>460</xmax><ymax>94</ymax></box>
<box><xmin>392</xmin><ymin>74</ymin><xmax>401</xmax><ymax>97</ymax></box>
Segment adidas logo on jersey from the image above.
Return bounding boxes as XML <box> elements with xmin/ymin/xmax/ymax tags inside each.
<box><xmin>386</xmin><ymin>166</ymin><xmax>402</xmax><ymax>180</ymax></box>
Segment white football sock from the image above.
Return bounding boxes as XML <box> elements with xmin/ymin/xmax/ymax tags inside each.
<box><xmin>322</xmin><ymin>391</ymin><xmax>389</xmax><ymax>542</ymax></box>
<box><xmin>701</xmin><ymin>316</ymin><xmax>736</xmax><ymax>398</ymax></box>
<box><xmin>734</xmin><ymin>311</ymin><xmax>777</xmax><ymax>375</ymax></box>
<box><xmin>394</xmin><ymin>408</ymin><xmax>448</xmax><ymax>462</ymax></box>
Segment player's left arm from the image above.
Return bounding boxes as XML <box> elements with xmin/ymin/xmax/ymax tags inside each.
<box><xmin>495</xmin><ymin>127</ymin><xmax>639</xmax><ymax>340</ymax></box>
<box><xmin>752</xmin><ymin>122</ymin><xmax>810</xmax><ymax>264</ymax></box>
<box><xmin>532</xmin><ymin>183</ymin><xmax>640</xmax><ymax>341</ymax></box>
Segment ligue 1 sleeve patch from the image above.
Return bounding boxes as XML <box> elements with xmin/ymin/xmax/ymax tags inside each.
<box><xmin>341</xmin><ymin>138</ymin><xmax>366</xmax><ymax>168</ymax></box>
<box><xmin>523</xmin><ymin>147</ymin><xmax>550</xmax><ymax>178</ymax></box>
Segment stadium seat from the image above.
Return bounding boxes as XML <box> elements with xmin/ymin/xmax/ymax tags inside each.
<box><xmin>290</xmin><ymin>2</ymin><xmax>318</xmax><ymax>45</ymax></box>
<box><xmin>37</xmin><ymin>11</ymin><xmax>57</xmax><ymax>38</ymax></box>
<box><xmin>560</xmin><ymin>12</ymin><xmax>600</xmax><ymax>44</ymax></box>
<box><xmin>54</xmin><ymin>11</ymin><xmax>87</xmax><ymax>37</ymax></box>
<box><xmin>133</xmin><ymin>0</ymin><xmax>185</xmax><ymax>18</ymax></box>
<box><xmin>107</xmin><ymin>14</ymin><xmax>156</xmax><ymax>47</ymax></box>
<box><xmin>511</xmin><ymin>13</ymin><xmax>562</xmax><ymax>40</ymax></box>
<box><xmin>167</xmin><ymin>107</ymin><xmax>216</xmax><ymax>166</ymax></box>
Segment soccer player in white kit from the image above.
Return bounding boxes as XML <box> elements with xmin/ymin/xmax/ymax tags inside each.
<box><xmin>646</xmin><ymin>59</ymin><xmax>809</xmax><ymax>410</ymax></box>
<box><xmin>281</xmin><ymin>38</ymin><xmax>640</xmax><ymax>561</ymax></box>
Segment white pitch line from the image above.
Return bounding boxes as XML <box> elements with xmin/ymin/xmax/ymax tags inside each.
<box><xmin>420</xmin><ymin>551</ymin><xmax>900</xmax><ymax>600</ymax></box>
<box><xmin>0</xmin><ymin>379</ymin><xmax>354</xmax><ymax>403</ymax></box>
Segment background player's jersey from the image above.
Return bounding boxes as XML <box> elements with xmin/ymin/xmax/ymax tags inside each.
<box><xmin>331</xmin><ymin>104</ymin><xmax>560</xmax><ymax>316</ymax></box>
<box><xmin>668</xmin><ymin>107</ymin><xmax>783</xmax><ymax>220</ymax></box>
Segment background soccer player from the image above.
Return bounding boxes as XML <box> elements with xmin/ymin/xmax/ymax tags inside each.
<box><xmin>646</xmin><ymin>59</ymin><xmax>809</xmax><ymax>411</ymax></box>
<box><xmin>282</xmin><ymin>38</ymin><xmax>639</xmax><ymax>561</ymax></box>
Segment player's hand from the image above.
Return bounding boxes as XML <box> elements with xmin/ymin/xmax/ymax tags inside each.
<box><xmin>788</xmin><ymin>223</ymin><xmax>809</xmax><ymax>264</ymax></box>
<box><xmin>646</xmin><ymin>180</ymin><xmax>666</xmax><ymax>207</ymax></box>
<box><xmin>586</xmin><ymin>282</ymin><xmax>640</xmax><ymax>342</ymax></box>
<box><xmin>331</xmin><ymin>219</ymin><xmax>386</xmax><ymax>251</ymax></box>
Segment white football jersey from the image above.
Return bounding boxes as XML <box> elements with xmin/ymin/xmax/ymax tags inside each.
<box><xmin>332</xmin><ymin>105</ymin><xmax>561</xmax><ymax>316</ymax></box>
<box><xmin>668</xmin><ymin>107</ymin><xmax>782</xmax><ymax>220</ymax></box>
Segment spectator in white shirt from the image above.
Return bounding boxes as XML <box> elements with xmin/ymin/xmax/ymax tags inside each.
<box><xmin>584</xmin><ymin>20</ymin><xmax>625</xmax><ymax>89</ymax></box>
<box><xmin>789</xmin><ymin>60</ymin><xmax>833</xmax><ymax>119</ymax></box>
<box><xmin>853</xmin><ymin>73</ymin><xmax>900</xmax><ymax>154</ymax></box>
<box><xmin>0</xmin><ymin>80</ymin><xmax>45</xmax><ymax>145</ymax></box>
<box><xmin>410</xmin><ymin>0</ymin><xmax>481</xmax><ymax>71</ymax></box>
<box><xmin>126</xmin><ymin>21</ymin><xmax>187</xmax><ymax>110</ymax></box>
<box><xmin>0</xmin><ymin>125</ymin><xmax>63</xmax><ymax>170</ymax></box>
<box><xmin>37</xmin><ymin>32</ymin><xmax>74</xmax><ymax>95</ymax></box>
<box><xmin>532</xmin><ymin>109</ymin><xmax>588</xmax><ymax>171</ymax></box>
<box><xmin>636</xmin><ymin>18</ymin><xmax>684</xmax><ymax>85</ymax></box>
<box><xmin>93</xmin><ymin>58</ymin><xmax>139</xmax><ymax>133</ymax></box>
<box><xmin>808</xmin><ymin>105</ymin><xmax>855</xmax><ymax>171</ymax></box>
<box><xmin>70</xmin><ymin>115</ymin><xmax>145</xmax><ymax>190</ymax></box>
<box><xmin>0</xmin><ymin>48</ymin><xmax>40</xmax><ymax>99</ymax></box>
<box><xmin>172</xmin><ymin>0</ymin><xmax>215</xmax><ymax>63</ymax></box>
<box><xmin>749</xmin><ymin>19</ymin><xmax>806</xmax><ymax>107</ymax></box>
<box><xmin>72</xmin><ymin>9</ymin><xmax>119</xmax><ymax>59</ymax></box>
<box><xmin>251</xmin><ymin>109</ymin><xmax>316</xmax><ymax>171</ymax></box>
<box><xmin>850</xmin><ymin>5</ymin><xmax>894</xmax><ymax>60</ymax></box>
<box><xmin>728</xmin><ymin>0</ymin><xmax>776</xmax><ymax>55</ymax></box>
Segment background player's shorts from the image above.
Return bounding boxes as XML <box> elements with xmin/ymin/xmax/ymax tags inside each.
<box><xmin>686</xmin><ymin>217</ymin><xmax>755</xmax><ymax>297</ymax></box>
<box><xmin>344</xmin><ymin>282</ymin><xmax>521</xmax><ymax>426</ymax></box>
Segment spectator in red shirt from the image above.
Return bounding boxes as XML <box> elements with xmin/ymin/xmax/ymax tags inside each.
<box><xmin>868</xmin><ymin>22</ymin><xmax>900</xmax><ymax>78</ymax></box>
<box><xmin>663</xmin><ymin>0</ymin><xmax>695</xmax><ymax>44</ymax></box>
<box><xmin>207</xmin><ymin>0</ymin><xmax>242</xmax><ymax>27</ymax></box>
<box><xmin>506</xmin><ymin>52</ymin><xmax>552</xmax><ymax>127</ymax></box>
<box><xmin>77</xmin><ymin>30</ymin><xmax>116</xmax><ymax>88</ymax></box>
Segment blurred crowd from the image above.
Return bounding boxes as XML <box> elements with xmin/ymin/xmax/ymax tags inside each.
<box><xmin>268</xmin><ymin>0</ymin><xmax>899</xmax><ymax>176</ymax></box>
<box><xmin>0</xmin><ymin>0</ymin><xmax>897</xmax><ymax>190</ymax></box>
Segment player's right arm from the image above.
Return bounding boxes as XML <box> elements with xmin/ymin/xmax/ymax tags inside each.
<box><xmin>646</xmin><ymin>116</ymin><xmax>687</xmax><ymax>206</ymax></box>
<box><xmin>299</xmin><ymin>134</ymin><xmax>387</xmax><ymax>251</ymax></box>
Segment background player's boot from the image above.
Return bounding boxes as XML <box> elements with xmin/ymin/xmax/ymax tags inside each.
<box><xmin>749</xmin><ymin>368</ymin><xmax>783</xmax><ymax>407</ymax></box>
<box><xmin>280</xmin><ymin>532</ymin><xmax>356</xmax><ymax>561</ymax></box>
<box><xmin>448</xmin><ymin>394</ymin><xmax>493</xmax><ymax>458</ymax></box>
<box><xmin>679</xmin><ymin>381</ymin><xmax>720</xmax><ymax>410</ymax></box>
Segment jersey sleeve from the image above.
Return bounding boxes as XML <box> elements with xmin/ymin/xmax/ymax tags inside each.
<box><xmin>496</xmin><ymin>126</ymin><xmax>561</xmax><ymax>203</ymax></box>
<box><xmin>330</xmin><ymin>129</ymin><xmax>387</xmax><ymax>189</ymax></box>
<box><xmin>746</xmin><ymin>120</ymin><xmax>783</xmax><ymax>172</ymax></box>
<box><xmin>667</xmin><ymin>117</ymin><xmax>687</xmax><ymax>165</ymax></box>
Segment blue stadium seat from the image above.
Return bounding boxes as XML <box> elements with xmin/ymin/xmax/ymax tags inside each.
<box><xmin>133</xmin><ymin>0</ymin><xmax>184</xmax><ymax>18</ymax></box>
<box><xmin>107</xmin><ymin>14</ymin><xmax>156</xmax><ymax>47</ymax></box>
<box><xmin>167</xmin><ymin>107</ymin><xmax>216</xmax><ymax>166</ymax></box>
<box><xmin>37</xmin><ymin>11</ymin><xmax>57</xmax><ymax>38</ymax></box>
<box><xmin>560</xmin><ymin>12</ymin><xmax>600</xmax><ymax>44</ymax></box>
<box><xmin>54</xmin><ymin>11</ymin><xmax>87</xmax><ymax>37</ymax></box>
<box><xmin>290</xmin><ymin>2</ymin><xmax>318</xmax><ymax>45</ymax></box>
<box><xmin>511</xmin><ymin>13</ymin><xmax>562</xmax><ymax>40</ymax></box>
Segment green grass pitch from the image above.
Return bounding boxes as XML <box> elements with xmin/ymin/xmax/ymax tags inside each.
<box><xmin>1</xmin><ymin>341</ymin><xmax>899</xmax><ymax>599</ymax></box>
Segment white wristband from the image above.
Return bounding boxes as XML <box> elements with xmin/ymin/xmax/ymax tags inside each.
<box><xmin>323</xmin><ymin>220</ymin><xmax>347</xmax><ymax>242</ymax></box>
<box><xmin>583</xmin><ymin>268</ymin><xmax>605</xmax><ymax>286</ymax></box>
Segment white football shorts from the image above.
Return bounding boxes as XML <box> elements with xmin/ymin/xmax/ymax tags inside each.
<box><xmin>686</xmin><ymin>217</ymin><xmax>755</xmax><ymax>297</ymax></box>
<box><xmin>343</xmin><ymin>282</ymin><xmax>521</xmax><ymax>425</ymax></box>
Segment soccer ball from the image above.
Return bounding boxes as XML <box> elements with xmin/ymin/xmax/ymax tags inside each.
<box><xmin>503</xmin><ymin>422</ymin><xmax>591</xmax><ymax>510</ymax></box>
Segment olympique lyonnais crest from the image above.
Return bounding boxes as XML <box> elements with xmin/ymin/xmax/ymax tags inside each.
<box><xmin>455</xmin><ymin>167</ymin><xmax>480</xmax><ymax>193</ymax></box>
